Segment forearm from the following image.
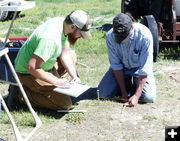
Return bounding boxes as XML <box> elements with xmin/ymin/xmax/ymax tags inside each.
<box><xmin>60</xmin><ymin>53</ymin><xmax>78</xmax><ymax>79</ymax></box>
<box><xmin>28</xmin><ymin>68</ymin><xmax>61</xmax><ymax>86</ymax></box>
<box><xmin>60</xmin><ymin>45</ymin><xmax>79</xmax><ymax>80</ymax></box>
<box><xmin>134</xmin><ymin>75</ymin><xmax>147</xmax><ymax>98</ymax></box>
<box><xmin>26</xmin><ymin>54</ymin><xmax>70</xmax><ymax>88</ymax></box>
<box><xmin>113</xmin><ymin>69</ymin><xmax>127</xmax><ymax>96</ymax></box>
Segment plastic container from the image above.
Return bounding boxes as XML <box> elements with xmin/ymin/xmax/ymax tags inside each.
<box><xmin>0</xmin><ymin>47</ymin><xmax>20</xmax><ymax>83</ymax></box>
<box><xmin>0</xmin><ymin>37</ymin><xmax>27</xmax><ymax>83</ymax></box>
<box><xmin>175</xmin><ymin>0</ymin><xmax>180</xmax><ymax>16</ymax></box>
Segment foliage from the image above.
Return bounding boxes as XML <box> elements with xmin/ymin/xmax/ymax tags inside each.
<box><xmin>72</xmin><ymin>31</ymin><xmax>107</xmax><ymax>55</ymax></box>
<box><xmin>159</xmin><ymin>43</ymin><xmax>180</xmax><ymax>61</ymax></box>
<box><xmin>65</xmin><ymin>113</ymin><xmax>85</xmax><ymax>124</ymax></box>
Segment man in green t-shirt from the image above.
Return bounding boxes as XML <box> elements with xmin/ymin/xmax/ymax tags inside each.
<box><xmin>7</xmin><ymin>10</ymin><xmax>92</xmax><ymax>110</ymax></box>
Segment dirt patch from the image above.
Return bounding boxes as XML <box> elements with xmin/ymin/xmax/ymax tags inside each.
<box><xmin>27</xmin><ymin>62</ymin><xmax>180</xmax><ymax>141</ymax></box>
<box><xmin>163</xmin><ymin>66</ymin><xmax>180</xmax><ymax>83</ymax></box>
<box><xmin>157</xmin><ymin>62</ymin><xmax>180</xmax><ymax>90</ymax></box>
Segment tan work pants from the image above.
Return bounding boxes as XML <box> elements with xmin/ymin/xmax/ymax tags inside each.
<box><xmin>17</xmin><ymin>50</ymin><xmax>77</xmax><ymax>110</ymax></box>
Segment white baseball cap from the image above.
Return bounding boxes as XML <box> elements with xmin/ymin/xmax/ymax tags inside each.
<box><xmin>70</xmin><ymin>10</ymin><xmax>92</xmax><ymax>39</ymax></box>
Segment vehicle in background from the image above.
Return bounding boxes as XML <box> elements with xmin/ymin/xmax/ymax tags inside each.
<box><xmin>121</xmin><ymin>0</ymin><xmax>180</xmax><ymax>62</ymax></box>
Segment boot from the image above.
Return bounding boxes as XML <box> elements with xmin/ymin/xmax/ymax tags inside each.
<box><xmin>7</xmin><ymin>85</ymin><xmax>20</xmax><ymax>110</ymax></box>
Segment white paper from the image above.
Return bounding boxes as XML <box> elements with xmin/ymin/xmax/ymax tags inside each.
<box><xmin>53</xmin><ymin>83</ymin><xmax>90</xmax><ymax>98</ymax></box>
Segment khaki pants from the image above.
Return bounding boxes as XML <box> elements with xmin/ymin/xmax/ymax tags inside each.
<box><xmin>17</xmin><ymin>50</ymin><xmax>77</xmax><ymax>110</ymax></box>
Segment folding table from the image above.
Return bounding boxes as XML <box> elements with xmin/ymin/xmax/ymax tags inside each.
<box><xmin>0</xmin><ymin>1</ymin><xmax>42</xmax><ymax>141</ymax></box>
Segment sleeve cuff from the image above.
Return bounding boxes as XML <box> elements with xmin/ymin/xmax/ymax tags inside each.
<box><xmin>110</xmin><ymin>64</ymin><xmax>123</xmax><ymax>70</ymax></box>
<box><xmin>138</xmin><ymin>69</ymin><xmax>148</xmax><ymax>76</ymax></box>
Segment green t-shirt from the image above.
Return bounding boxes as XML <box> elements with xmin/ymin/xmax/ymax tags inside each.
<box><xmin>15</xmin><ymin>17</ymin><xmax>69</xmax><ymax>74</ymax></box>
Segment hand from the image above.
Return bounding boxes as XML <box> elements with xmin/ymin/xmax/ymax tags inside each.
<box><xmin>56</xmin><ymin>78</ymin><xmax>71</xmax><ymax>89</ymax></box>
<box><xmin>70</xmin><ymin>77</ymin><xmax>81</xmax><ymax>84</ymax></box>
<box><xmin>125</xmin><ymin>95</ymin><xmax>139</xmax><ymax>107</ymax></box>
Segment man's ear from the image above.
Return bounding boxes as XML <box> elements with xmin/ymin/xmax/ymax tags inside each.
<box><xmin>71</xmin><ymin>24</ymin><xmax>77</xmax><ymax>31</ymax></box>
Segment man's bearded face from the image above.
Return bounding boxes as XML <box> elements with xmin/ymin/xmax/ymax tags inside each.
<box><xmin>68</xmin><ymin>33</ymin><xmax>78</xmax><ymax>45</ymax></box>
<box><xmin>67</xmin><ymin>28</ymin><xmax>82</xmax><ymax>45</ymax></box>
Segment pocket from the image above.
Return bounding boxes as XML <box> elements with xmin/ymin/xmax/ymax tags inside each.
<box><xmin>132</xmin><ymin>51</ymin><xmax>139</xmax><ymax>62</ymax></box>
<box><xmin>133</xmin><ymin>49</ymin><xmax>139</xmax><ymax>54</ymax></box>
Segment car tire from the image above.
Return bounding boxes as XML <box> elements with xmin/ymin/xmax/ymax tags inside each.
<box><xmin>140</xmin><ymin>15</ymin><xmax>159</xmax><ymax>62</ymax></box>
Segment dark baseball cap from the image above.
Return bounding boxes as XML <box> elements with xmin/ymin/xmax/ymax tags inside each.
<box><xmin>113</xmin><ymin>13</ymin><xmax>132</xmax><ymax>43</ymax></box>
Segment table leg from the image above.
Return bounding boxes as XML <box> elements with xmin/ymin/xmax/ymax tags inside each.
<box><xmin>3</xmin><ymin>11</ymin><xmax>18</xmax><ymax>46</ymax></box>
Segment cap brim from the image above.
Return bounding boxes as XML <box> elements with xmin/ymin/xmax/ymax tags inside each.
<box><xmin>81</xmin><ymin>30</ymin><xmax>92</xmax><ymax>39</ymax></box>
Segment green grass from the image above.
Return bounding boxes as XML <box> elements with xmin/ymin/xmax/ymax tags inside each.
<box><xmin>0</xmin><ymin>0</ymin><xmax>121</xmax><ymax>37</ymax></box>
<box><xmin>159</xmin><ymin>43</ymin><xmax>180</xmax><ymax>61</ymax></box>
<box><xmin>65</xmin><ymin>113</ymin><xmax>85</xmax><ymax>124</ymax></box>
<box><xmin>1</xmin><ymin>109</ymin><xmax>35</xmax><ymax>126</ymax></box>
<box><xmin>154</xmin><ymin>73</ymin><xmax>164</xmax><ymax>80</ymax></box>
<box><xmin>143</xmin><ymin>115</ymin><xmax>157</xmax><ymax>121</ymax></box>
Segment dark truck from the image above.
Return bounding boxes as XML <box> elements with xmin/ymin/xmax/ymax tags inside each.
<box><xmin>121</xmin><ymin>0</ymin><xmax>180</xmax><ymax>61</ymax></box>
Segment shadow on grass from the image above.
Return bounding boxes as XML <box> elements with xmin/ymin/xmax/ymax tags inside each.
<box><xmin>71</xmin><ymin>87</ymin><xmax>97</xmax><ymax>105</ymax></box>
<box><xmin>1</xmin><ymin>102</ymin><xmax>66</xmax><ymax>119</ymax></box>
<box><xmin>1</xmin><ymin>87</ymin><xmax>98</xmax><ymax>119</ymax></box>
<box><xmin>28</xmin><ymin>88</ymin><xmax>97</xmax><ymax>119</ymax></box>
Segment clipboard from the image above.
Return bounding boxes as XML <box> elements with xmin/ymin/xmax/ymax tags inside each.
<box><xmin>53</xmin><ymin>83</ymin><xmax>90</xmax><ymax>98</ymax></box>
